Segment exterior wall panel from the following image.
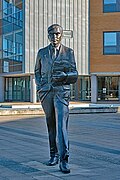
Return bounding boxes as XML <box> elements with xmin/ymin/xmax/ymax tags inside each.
<box><xmin>24</xmin><ymin>0</ymin><xmax>89</xmax><ymax>75</ymax></box>
<box><xmin>24</xmin><ymin>0</ymin><xmax>30</xmax><ymax>73</ymax></box>
<box><xmin>29</xmin><ymin>0</ymin><xmax>34</xmax><ymax>73</ymax></box>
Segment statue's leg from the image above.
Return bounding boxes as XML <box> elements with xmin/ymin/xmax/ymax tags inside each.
<box><xmin>54</xmin><ymin>96</ymin><xmax>69</xmax><ymax>161</ymax></box>
<box><xmin>41</xmin><ymin>91</ymin><xmax>58</xmax><ymax>157</ymax></box>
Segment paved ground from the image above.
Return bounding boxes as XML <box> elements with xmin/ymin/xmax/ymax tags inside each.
<box><xmin>0</xmin><ymin>113</ymin><xmax>120</xmax><ymax>180</ymax></box>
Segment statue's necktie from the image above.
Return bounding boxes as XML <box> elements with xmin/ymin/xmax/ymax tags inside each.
<box><xmin>52</xmin><ymin>48</ymin><xmax>58</xmax><ymax>60</ymax></box>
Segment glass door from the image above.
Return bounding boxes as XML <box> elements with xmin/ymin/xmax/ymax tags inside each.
<box><xmin>5</xmin><ymin>76</ymin><xmax>30</xmax><ymax>101</ymax></box>
<box><xmin>79</xmin><ymin>76</ymin><xmax>91</xmax><ymax>101</ymax></box>
<box><xmin>98</xmin><ymin>76</ymin><xmax>119</xmax><ymax>101</ymax></box>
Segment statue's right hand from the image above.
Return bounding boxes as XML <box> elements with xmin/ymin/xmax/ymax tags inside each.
<box><xmin>52</xmin><ymin>71</ymin><xmax>67</xmax><ymax>82</ymax></box>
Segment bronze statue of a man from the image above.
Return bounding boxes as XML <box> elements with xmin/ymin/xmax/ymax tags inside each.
<box><xmin>35</xmin><ymin>24</ymin><xmax>78</xmax><ymax>173</ymax></box>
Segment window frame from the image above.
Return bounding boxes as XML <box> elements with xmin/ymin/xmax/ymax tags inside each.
<box><xmin>103</xmin><ymin>0</ymin><xmax>120</xmax><ymax>13</ymax></box>
<box><xmin>103</xmin><ymin>31</ymin><xmax>120</xmax><ymax>55</ymax></box>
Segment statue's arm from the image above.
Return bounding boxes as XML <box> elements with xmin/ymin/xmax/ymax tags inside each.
<box><xmin>64</xmin><ymin>49</ymin><xmax>78</xmax><ymax>85</ymax></box>
<box><xmin>34</xmin><ymin>50</ymin><xmax>42</xmax><ymax>91</ymax></box>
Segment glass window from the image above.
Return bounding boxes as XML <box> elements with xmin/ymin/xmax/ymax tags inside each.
<box><xmin>104</xmin><ymin>32</ymin><xmax>120</xmax><ymax>54</ymax></box>
<box><xmin>1</xmin><ymin>0</ymin><xmax>24</xmax><ymax>73</ymax></box>
<box><xmin>4</xmin><ymin>76</ymin><xmax>30</xmax><ymax>102</ymax></box>
<box><xmin>3</xmin><ymin>61</ymin><xmax>9</xmax><ymax>72</ymax></box>
<box><xmin>98</xmin><ymin>76</ymin><xmax>119</xmax><ymax>101</ymax></box>
<box><xmin>79</xmin><ymin>76</ymin><xmax>91</xmax><ymax>101</ymax></box>
<box><xmin>74</xmin><ymin>76</ymin><xmax>91</xmax><ymax>101</ymax></box>
<box><xmin>104</xmin><ymin>0</ymin><xmax>116</xmax><ymax>4</ymax></box>
<box><xmin>3</xmin><ymin>0</ymin><xmax>8</xmax><ymax>15</ymax></box>
<box><xmin>15</xmin><ymin>31</ymin><xmax>23</xmax><ymax>58</ymax></box>
<box><xmin>104</xmin><ymin>33</ymin><xmax>116</xmax><ymax>46</ymax></box>
<box><xmin>3</xmin><ymin>38</ymin><xmax>7</xmax><ymax>50</ymax></box>
<box><xmin>3</xmin><ymin>33</ymin><xmax>14</xmax><ymax>57</ymax></box>
<box><xmin>103</xmin><ymin>0</ymin><xmax>120</xmax><ymax>13</ymax></box>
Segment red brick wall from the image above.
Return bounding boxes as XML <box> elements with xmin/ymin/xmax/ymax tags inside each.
<box><xmin>90</xmin><ymin>0</ymin><xmax>120</xmax><ymax>73</ymax></box>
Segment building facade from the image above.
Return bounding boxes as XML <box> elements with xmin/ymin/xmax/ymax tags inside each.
<box><xmin>0</xmin><ymin>0</ymin><xmax>90</xmax><ymax>103</ymax></box>
<box><xmin>0</xmin><ymin>0</ymin><xmax>120</xmax><ymax>103</ymax></box>
<box><xmin>90</xmin><ymin>0</ymin><xmax>120</xmax><ymax>102</ymax></box>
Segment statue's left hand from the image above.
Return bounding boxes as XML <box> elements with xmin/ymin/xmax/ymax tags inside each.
<box><xmin>52</xmin><ymin>71</ymin><xmax>67</xmax><ymax>82</ymax></box>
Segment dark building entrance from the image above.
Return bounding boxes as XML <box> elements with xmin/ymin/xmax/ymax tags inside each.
<box><xmin>4</xmin><ymin>76</ymin><xmax>30</xmax><ymax>102</ymax></box>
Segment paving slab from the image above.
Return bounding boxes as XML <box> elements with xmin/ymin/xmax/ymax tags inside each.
<box><xmin>0</xmin><ymin>113</ymin><xmax>119</xmax><ymax>180</ymax></box>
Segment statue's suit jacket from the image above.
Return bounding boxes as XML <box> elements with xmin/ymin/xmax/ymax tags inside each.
<box><xmin>34</xmin><ymin>43</ymin><xmax>78</xmax><ymax>105</ymax></box>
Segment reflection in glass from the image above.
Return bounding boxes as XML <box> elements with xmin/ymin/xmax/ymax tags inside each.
<box><xmin>79</xmin><ymin>76</ymin><xmax>91</xmax><ymax>101</ymax></box>
<box><xmin>104</xmin><ymin>33</ymin><xmax>116</xmax><ymax>46</ymax></box>
<box><xmin>104</xmin><ymin>0</ymin><xmax>120</xmax><ymax>13</ymax></box>
<box><xmin>5</xmin><ymin>76</ymin><xmax>30</xmax><ymax>102</ymax></box>
<box><xmin>104</xmin><ymin>0</ymin><xmax>116</xmax><ymax>4</ymax></box>
<box><xmin>0</xmin><ymin>0</ymin><xmax>24</xmax><ymax>73</ymax></box>
<box><xmin>104</xmin><ymin>32</ymin><xmax>120</xmax><ymax>54</ymax></box>
<box><xmin>72</xmin><ymin>76</ymin><xmax>91</xmax><ymax>101</ymax></box>
<box><xmin>98</xmin><ymin>76</ymin><xmax>119</xmax><ymax>101</ymax></box>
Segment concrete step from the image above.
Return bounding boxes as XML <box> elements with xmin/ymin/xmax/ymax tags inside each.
<box><xmin>0</xmin><ymin>106</ymin><xmax>120</xmax><ymax>115</ymax></box>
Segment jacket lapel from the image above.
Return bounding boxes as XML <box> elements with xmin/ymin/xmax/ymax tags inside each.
<box><xmin>43</xmin><ymin>45</ymin><xmax>53</xmax><ymax>65</ymax></box>
<box><xmin>56</xmin><ymin>44</ymin><xmax>64</xmax><ymax>61</ymax></box>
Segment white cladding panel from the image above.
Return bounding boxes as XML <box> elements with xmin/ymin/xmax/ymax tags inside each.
<box><xmin>24</xmin><ymin>0</ymin><xmax>89</xmax><ymax>75</ymax></box>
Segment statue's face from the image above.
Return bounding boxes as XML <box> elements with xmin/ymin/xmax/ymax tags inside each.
<box><xmin>48</xmin><ymin>27</ymin><xmax>62</xmax><ymax>47</ymax></box>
